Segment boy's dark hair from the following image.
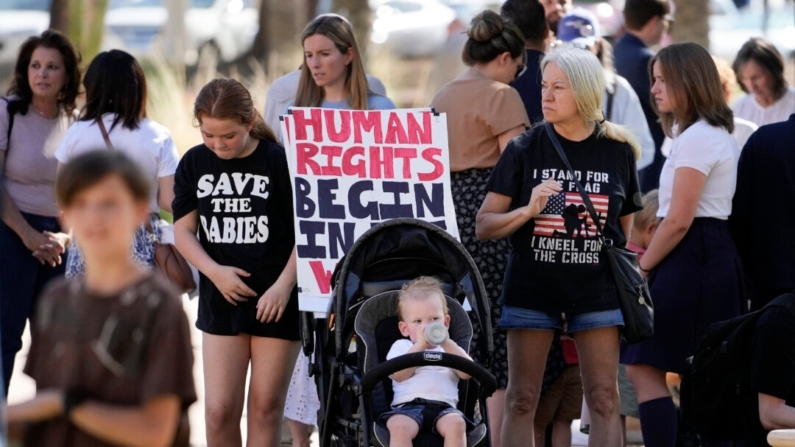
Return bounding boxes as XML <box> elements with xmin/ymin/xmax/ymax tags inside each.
<box><xmin>80</xmin><ymin>50</ymin><xmax>147</xmax><ymax>132</ymax></box>
<box><xmin>56</xmin><ymin>150</ymin><xmax>151</xmax><ymax>207</ymax></box>
<box><xmin>732</xmin><ymin>38</ymin><xmax>787</xmax><ymax>98</ymax></box>
<box><xmin>8</xmin><ymin>29</ymin><xmax>82</xmax><ymax>115</ymax></box>
<box><xmin>501</xmin><ymin>0</ymin><xmax>548</xmax><ymax>46</ymax></box>
<box><xmin>623</xmin><ymin>0</ymin><xmax>670</xmax><ymax>31</ymax></box>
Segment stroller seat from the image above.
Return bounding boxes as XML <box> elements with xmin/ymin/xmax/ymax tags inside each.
<box><xmin>354</xmin><ymin>290</ymin><xmax>489</xmax><ymax>447</ymax></box>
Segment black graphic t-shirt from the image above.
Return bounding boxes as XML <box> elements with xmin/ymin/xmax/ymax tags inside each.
<box><xmin>172</xmin><ymin>140</ymin><xmax>295</xmax><ymax>315</ymax></box>
<box><xmin>487</xmin><ymin>124</ymin><xmax>642</xmax><ymax>314</ymax></box>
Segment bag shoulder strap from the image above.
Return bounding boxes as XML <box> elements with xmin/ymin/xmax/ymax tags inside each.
<box><xmin>1</xmin><ymin>97</ymin><xmax>18</xmax><ymax>151</ymax></box>
<box><xmin>605</xmin><ymin>87</ymin><xmax>615</xmax><ymax>122</ymax></box>
<box><xmin>97</xmin><ymin>117</ymin><xmax>114</xmax><ymax>150</ymax></box>
<box><xmin>543</xmin><ymin>122</ymin><xmax>608</xmax><ymax>243</ymax></box>
<box><xmin>764</xmin><ymin>293</ymin><xmax>795</xmax><ymax>315</ymax></box>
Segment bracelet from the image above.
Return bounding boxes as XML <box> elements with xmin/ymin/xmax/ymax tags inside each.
<box><xmin>638</xmin><ymin>264</ymin><xmax>652</xmax><ymax>273</ymax></box>
<box><xmin>63</xmin><ymin>389</ymin><xmax>88</xmax><ymax>417</ymax></box>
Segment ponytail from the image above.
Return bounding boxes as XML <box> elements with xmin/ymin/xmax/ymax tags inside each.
<box><xmin>250</xmin><ymin>110</ymin><xmax>277</xmax><ymax>142</ymax></box>
<box><xmin>599</xmin><ymin>121</ymin><xmax>641</xmax><ymax>160</ymax></box>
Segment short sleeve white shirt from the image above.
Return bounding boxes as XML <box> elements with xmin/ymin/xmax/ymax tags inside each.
<box><xmin>657</xmin><ymin>120</ymin><xmax>739</xmax><ymax>220</ymax></box>
<box><xmin>387</xmin><ymin>339</ymin><xmax>459</xmax><ymax>408</ymax></box>
<box><xmin>731</xmin><ymin>86</ymin><xmax>795</xmax><ymax>127</ymax></box>
<box><xmin>55</xmin><ymin>114</ymin><xmax>179</xmax><ymax>213</ymax></box>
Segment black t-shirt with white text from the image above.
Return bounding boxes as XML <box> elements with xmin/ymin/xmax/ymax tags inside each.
<box><xmin>487</xmin><ymin>124</ymin><xmax>642</xmax><ymax>314</ymax></box>
<box><xmin>173</xmin><ymin>139</ymin><xmax>295</xmax><ymax>308</ymax></box>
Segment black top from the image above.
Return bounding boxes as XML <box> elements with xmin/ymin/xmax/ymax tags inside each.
<box><xmin>486</xmin><ymin>124</ymin><xmax>642</xmax><ymax>313</ymax></box>
<box><xmin>172</xmin><ymin>139</ymin><xmax>295</xmax><ymax>300</ymax></box>
<box><xmin>614</xmin><ymin>33</ymin><xmax>666</xmax><ymax>191</ymax></box>
<box><xmin>730</xmin><ymin>115</ymin><xmax>795</xmax><ymax>293</ymax></box>
<box><xmin>510</xmin><ymin>49</ymin><xmax>545</xmax><ymax>126</ymax></box>
<box><xmin>746</xmin><ymin>301</ymin><xmax>795</xmax><ymax>446</ymax></box>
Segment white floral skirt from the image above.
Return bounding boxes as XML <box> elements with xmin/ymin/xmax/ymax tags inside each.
<box><xmin>65</xmin><ymin>214</ymin><xmax>161</xmax><ymax>278</ymax></box>
<box><xmin>284</xmin><ymin>353</ymin><xmax>321</xmax><ymax>425</ymax></box>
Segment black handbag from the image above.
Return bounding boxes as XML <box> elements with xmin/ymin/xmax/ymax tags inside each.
<box><xmin>544</xmin><ymin>123</ymin><xmax>653</xmax><ymax>344</ymax></box>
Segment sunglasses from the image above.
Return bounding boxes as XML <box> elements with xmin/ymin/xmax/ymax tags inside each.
<box><xmin>513</xmin><ymin>52</ymin><xmax>529</xmax><ymax>80</ymax></box>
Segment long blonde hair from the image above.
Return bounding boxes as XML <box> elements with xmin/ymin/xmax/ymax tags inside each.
<box><xmin>295</xmin><ymin>14</ymin><xmax>370</xmax><ymax>110</ymax></box>
<box><xmin>541</xmin><ymin>48</ymin><xmax>641</xmax><ymax>159</ymax></box>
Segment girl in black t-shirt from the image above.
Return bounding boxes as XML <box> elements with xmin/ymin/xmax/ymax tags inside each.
<box><xmin>476</xmin><ymin>48</ymin><xmax>642</xmax><ymax>446</ymax></box>
<box><xmin>173</xmin><ymin>79</ymin><xmax>299</xmax><ymax>446</ymax></box>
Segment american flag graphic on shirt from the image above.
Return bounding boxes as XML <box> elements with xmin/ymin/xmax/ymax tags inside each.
<box><xmin>533</xmin><ymin>192</ymin><xmax>609</xmax><ymax>238</ymax></box>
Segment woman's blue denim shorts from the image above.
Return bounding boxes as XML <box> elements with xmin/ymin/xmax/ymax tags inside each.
<box><xmin>499</xmin><ymin>305</ymin><xmax>624</xmax><ymax>333</ymax></box>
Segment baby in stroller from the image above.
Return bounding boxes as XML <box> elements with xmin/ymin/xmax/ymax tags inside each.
<box><xmin>382</xmin><ymin>277</ymin><xmax>473</xmax><ymax>447</ymax></box>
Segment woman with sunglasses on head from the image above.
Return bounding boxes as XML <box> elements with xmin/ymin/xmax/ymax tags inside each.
<box><xmin>476</xmin><ymin>47</ymin><xmax>642</xmax><ymax>447</ymax></box>
<box><xmin>429</xmin><ymin>10</ymin><xmax>529</xmax><ymax>447</ymax></box>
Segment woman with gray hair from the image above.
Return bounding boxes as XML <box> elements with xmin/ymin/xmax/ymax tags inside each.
<box><xmin>476</xmin><ymin>47</ymin><xmax>642</xmax><ymax>446</ymax></box>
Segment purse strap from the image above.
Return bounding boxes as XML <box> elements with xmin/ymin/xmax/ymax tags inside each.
<box><xmin>543</xmin><ymin>122</ymin><xmax>609</xmax><ymax>245</ymax></box>
<box><xmin>97</xmin><ymin>118</ymin><xmax>158</xmax><ymax>238</ymax></box>
<box><xmin>97</xmin><ymin>117</ymin><xmax>114</xmax><ymax>151</ymax></box>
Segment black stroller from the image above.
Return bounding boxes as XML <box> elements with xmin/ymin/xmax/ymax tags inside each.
<box><xmin>301</xmin><ymin>218</ymin><xmax>498</xmax><ymax>447</ymax></box>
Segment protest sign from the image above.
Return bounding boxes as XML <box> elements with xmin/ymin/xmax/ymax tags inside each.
<box><xmin>282</xmin><ymin>107</ymin><xmax>459</xmax><ymax>313</ymax></box>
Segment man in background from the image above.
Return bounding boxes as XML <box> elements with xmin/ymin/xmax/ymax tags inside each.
<box><xmin>614</xmin><ymin>0</ymin><xmax>673</xmax><ymax>191</ymax></box>
<box><xmin>503</xmin><ymin>0</ymin><xmax>549</xmax><ymax>125</ymax></box>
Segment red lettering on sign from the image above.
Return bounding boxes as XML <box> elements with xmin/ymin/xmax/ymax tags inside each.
<box><xmin>320</xmin><ymin>146</ymin><xmax>343</xmax><ymax>176</ymax></box>
<box><xmin>325</xmin><ymin>110</ymin><xmax>352</xmax><ymax>143</ymax></box>
<box><xmin>309</xmin><ymin>260</ymin><xmax>333</xmax><ymax>295</ymax></box>
<box><xmin>407</xmin><ymin>112</ymin><xmax>432</xmax><ymax>144</ymax></box>
<box><xmin>370</xmin><ymin>146</ymin><xmax>395</xmax><ymax>179</ymax></box>
<box><xmin>297</xmin><ymin>142</ymin><xmax>321</xmax><ymax>175</ymax></box>
<box><xmin>342</xmin><ymin>146</ymin><xmax>366</xmax><ymax>178</ymax></box>
<box><xmin>384</xmin><ymin>112</ymin><xmax>409</xmax><ymax>144</ymax></box>
<box><xmin>419</xmin><ymin>148</ymin><xmax>444</xmax><ymax>181</ymax></box>
<box><xmin>293</xmin><ymin>108</ymin><xmax>323</xmax><ymax>142</ymax></box>
<box><xmin>394</xmin><ymin>148</ymin><xmax>418</xmax><ymax>179</ymax></box>
<box><xmin>352</xmin><ymin>110</ymin><xmax>383</xmax><ymax>144</ymax></box>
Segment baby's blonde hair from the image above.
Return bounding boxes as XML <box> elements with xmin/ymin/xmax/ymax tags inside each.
<box><xmin>397</xmin><ymin>276</ymin><xmax>448</xmax><ymax>321</ymax></box>
<box><xmin>633</xmin><ymin>189</ymin><xmax>660</xmax><ymax>230</ymax></box>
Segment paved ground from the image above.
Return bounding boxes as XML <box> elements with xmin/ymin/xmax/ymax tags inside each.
<box><xmin>8</xmin><ymin>295</ymin><xmax>641</xmax><ymax>446</ymax></box>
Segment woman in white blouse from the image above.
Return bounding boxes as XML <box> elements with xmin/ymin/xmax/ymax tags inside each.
<box><xmin>622</xmin><ymin>43</ymin><xmax>746</xmax><ymax>447</ymax></box>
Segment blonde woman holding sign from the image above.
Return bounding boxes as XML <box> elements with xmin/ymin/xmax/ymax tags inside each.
<box><xmin>429</xmin><ymin>10</ymin><xmax>530</xmax><ymax>447</ymax></box>
<box><xmin>281</xmin><ymin>13</ymin><xmax>398</xmax><ymax>446</ymax></box>
<box><xmin>294</xmin><ymin>14</ymin><xmax>394</xmax><ymax>111</ymax></box>
<box><xmin>173</xmin><ymin>79</ymin><xmax>300</xmax><ymax>446</ymax></box>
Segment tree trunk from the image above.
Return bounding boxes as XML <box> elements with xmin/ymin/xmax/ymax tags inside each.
<box><xmin>306</xmin><ymin>0</ymin><xmax>318</xmax><ymax>23</ymax></box>
<box><xmin>248</xmin><ymin>0</ymin><xmax>271</xmax><ymax>62</ymax></box>
<box><xmin>49</xmin><ymin>0</ymin><xmax>70</xmax><ymax>33</ymax></box>
<box><xmin>333</xmin><ymin>0</ymin><xmax>370</xmax><ymax>55</ymax></box>
<box><xmin>672</xmin><ymin>0</ymin><xmax>709</xmax><ymax>49</ymax></box>
<box><xmin>50</xmin><ymin>0</ymin><xmax>108</xmax><ymax>62</ymax></box>
<box><xmin>230</xmin><ymin>0</ymin><xmax>311</xmax><ymax>75</ymax></box>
